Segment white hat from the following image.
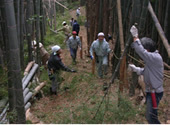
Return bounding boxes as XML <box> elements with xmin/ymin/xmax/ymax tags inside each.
<box><xmin>62</xmin><ymin>21</ymin><xmax>66</xmax><ymax>25</ymax></box>
<box><xmin>98</xmin><ymin>32</ymin><xmax>104</xmax><ymax>37</ymax></box>
<box><xmin>78</xmin><ymin>7</ymin><xmax>80</xmax><ymax>10</ymax></box>
<box><xmin>51</xmin><ymin>45</ymin><xmax>61</xmax><ymax>55</ymax></box>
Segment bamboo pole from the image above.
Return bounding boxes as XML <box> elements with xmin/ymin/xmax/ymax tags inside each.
<box><xmin>80</xmin><ymin>36</ymin><xmax>83</xmax><ymax>59</ymax></box>
<box><xmin>25</xmin><ymin>102</ymin><xmax>31</xmax><ymax>111</ymax></box>
<box><xmin>50</xmin><ymin>29</ymin><xmax>58</xmax><ymax>34</ymax></box>
<box><xmin>148</xmin><ymin>2</ymin><xmax>170</xmax><ymax>57</ymax></box>
<box><xmin>22</xmin><ymin>64</ymin><xmax>39</xmax><ymax>90</ymax></box>
<box><xmin>54</xmin><ymin>0</ymin><xmax>68</xmax><ymax>10</ymax></box>
<box><xmin>24</xmin><ymin>92</ymin><xmax>33</xmax><ymax>104</ymax></box>
<box><xmin>117</xmin><ymin>0</ymin><xmax>127</xmax><ymax>92</ymax></box>
<box><xmin>32</xmin><ymin>82</ymin><xmax>47</xmax><ymax>97</ymax></box>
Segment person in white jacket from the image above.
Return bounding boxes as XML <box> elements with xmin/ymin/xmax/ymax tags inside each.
<box><xmin>129</xmin><ymin>25</ymin><xmax>164</xmax><ymax>124</ymax></box>
<box><xmin>90</xmin><ymin>32</ymin><xmax>111</xmax><ymax>78</ymax></box>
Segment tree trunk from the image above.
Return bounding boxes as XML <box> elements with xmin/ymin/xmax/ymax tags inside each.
<box><xmin>26</xmin><ymin>0</ymin><xmax>33</xmax><ymax>62</ymax></box>
<box><xmin>20</xmin><ymin>0</ymin><xmax>24</xmax><ymax>69</ymax></box>
<box><xmin>36</xmin><ymin>0</ymin><xmax>41</xmax><ymax>67</ymax></box>
<box><xmin>4</xmin><ymin>0</ymin><xmax>25</xmax><ymax>123</ymax></box>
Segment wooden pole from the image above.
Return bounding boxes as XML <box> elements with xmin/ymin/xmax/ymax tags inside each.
<box><xmin>92</xmin><ymin>52</ymin><xmax>96</xmax><ymax>74</ymax></box>
<box><xmin>117</xmin><ymin>0</ymin><xmax>127</xmax><ymax>92</ymax></box>
<box><xmin>148</xmin><ymin>2</ymin><xmax>170</xmax><ymax>57</ymax></box>
<box><xmin>80</xmin><ymin>36</ymin><xmax>83</xmax><ymax>59</ymax></box>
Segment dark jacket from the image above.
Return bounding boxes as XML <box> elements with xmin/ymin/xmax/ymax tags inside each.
<box><xmin>73</xmin><ymin>22</ymin><xmax>80</xmax><ymax>35</ymax></box>
<box><xmin>48</xmin><ymin>53</ymin><xmax>72</xmax><ymax>73</ymax></box>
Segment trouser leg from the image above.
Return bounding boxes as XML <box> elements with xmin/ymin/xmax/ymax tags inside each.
<box><xmin>70</xmin><ymin>48</ymin><xmax>77</xmax><ymax>62</ymax></box>
<box><xmin>97</xmin><ymin>56</ymin><xmax>103</xmax><ymax>78</ymax></box>
<box><xmin>146</xmin><ymin>92</ymin><xmax>163</xmax><ymax>124</ymax></box>
<box><xmin>51</xmin><ymin>74</ymin><xmax>58</xmax><ymax>94</ymax></box>
<box><xmin>102</xmin><ymin>56</ymin><xmax>108</xmax><ymax>75</ymax></box>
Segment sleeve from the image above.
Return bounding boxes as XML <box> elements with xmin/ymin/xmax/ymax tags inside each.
<box><xmin>132</xmin><ymin>39</ymin><xmax>151</xmax><ymax>63</ymax></box>
<box><xmin>58</xmin><ymin>60</ymin><xmax>72</xmax><ymax>72</ymax></box>
<box><xmin>90</xmin><ymin>42</ymin><xmax>94</xmax><ymax>57</ymax></box>
<box><xmin>106</xmin><ymin>42</ymin><xmax>111</xmax><ymax>54</ymax></box>
<box><xmin>57</xmin><ymin>27</ymin><xmax>64</xmax><ymax>32</ymax></box>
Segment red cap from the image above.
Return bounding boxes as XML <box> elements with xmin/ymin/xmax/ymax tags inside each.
<box><xmin>72</xmin><ymin>31</ymin><xmax>77</xmax><ymax>35</ymax></box>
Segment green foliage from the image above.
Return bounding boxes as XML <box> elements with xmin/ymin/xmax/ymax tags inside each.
<box><xmin>0</xmin><ymin>67</ymin><xmax>8</xmax><ymax>99</ymax></box>
<box><xmin>77</xmin><ymin>16</ymin><xmax>86</xmax><ymax>26</ymax></box>
<box><xmin>7</xmin><ymin>109</ymin><xmax>18</xmax><ymax>123</ymax></box>
<box><xmin>67</xmin><ymin>1</ymin><xmax>80</xmax><ymax>10</ymax></box>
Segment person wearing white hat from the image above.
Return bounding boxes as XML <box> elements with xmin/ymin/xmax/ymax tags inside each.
<box><xmin>57</xmin><ymin>21</ymin><xmax>71</xmax><ymax>43</ymax></box>
<box><xmin>76</xmin><ymin>7</ymin><xmax>81</xmax><ymax>19</ymax></box>
<box><xmin>48</xmin><ymin>45</ymin><xmax>76</xmax><ymax>95</ymax></box>
<box><xmin>90</xmin><ymin>32</ymin><xmax>111</xmax><ymax>78</ymax></box>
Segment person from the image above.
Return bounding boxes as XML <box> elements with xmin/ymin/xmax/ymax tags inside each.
<box><xmin>57</xmin><ymin>21</ymin><xmax>71</xmax><ymax>43</ymax></box>
<box><xmin>67</xmin><ymin>31</ymin><xmax>81</xmax><ymax>64</ymax></box>
<box><xmin>76</xmin><ymin>7</ymin><xmax>81</xmax><ymax>19</ymax></box>
<box><xmin>72</xmin><ymin>20</ymin><xmax>80</xmax><ymax>36</ymax></box>
<box><xmin>129</xmin><ymin>25</ymin><xmax>164</xmax><ymax>124</ymax></box>
<box><xmin>70</xmin><ymin>18</ymin><xmax>74</xmax><ymax>27</ymax></box>
<box><xmin>90</xmin><ymin>32</ymin><xmax>111</xmax><ymax>78</ymax></box>
<box><xmin>48</xmin><ymin>45</ymin><xmax>76</xmax><ymax>95</ymax></box>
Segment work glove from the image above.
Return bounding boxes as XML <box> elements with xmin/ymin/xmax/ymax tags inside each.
<box><xmin>90</xmin><ymin>55</ymin><xmax>94</xmax><ymax>60</ymax></box>
<box><xmin>128</xmin><ymin>64</ymin><xmax>143</xmax><ymax>75</ymax></box>
<box><xmin>130</xmin><ymin>25</ymin><xmax>138</xmax><ymax>38</ymax></box>
<box><xmin>128</xmin><ymin>64</ymin><xmax>136</xmax><ymax>72</ymax></box>
<box><xmin>71</xmin><ymin>69</ymin><xmax>77</xmax><ymax>73</ymax></box>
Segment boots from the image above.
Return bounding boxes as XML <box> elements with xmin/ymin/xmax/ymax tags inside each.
<box><xmin>50</xmin><ymin>87</ymin><xmax>57</xmax><ymax>95</ymax></box>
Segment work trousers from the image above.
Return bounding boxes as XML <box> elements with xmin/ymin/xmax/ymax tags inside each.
<box><xmin>146</xmin><ymin>92</ymin><xmax>163</xmax><ymax>124</ymax></box>
<box><xmin>70</xmin><ymin>47</ymin><xmax>78</xmax><ymax>61</ymax></box>
<box><xmin>97</xmin><ymin>56</ymin><xmax>108</xmax><ymax>78</ymax></box>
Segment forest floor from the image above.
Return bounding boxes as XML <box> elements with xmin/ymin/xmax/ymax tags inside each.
<box><xmin>29</xmin><ymin>7</ymin><xmax>170</xmax><ymax>124</ymax></box>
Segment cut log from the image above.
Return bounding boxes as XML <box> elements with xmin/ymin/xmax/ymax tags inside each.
<box><xmin>0</xmin><ymin>98</ymin><xmax>8</xmax><ymax>113</ymax></box>
<box><xmin>24</xmin><ymin>92</ymin><xmax>33</xmax><ymax>104</ymax></box>
<box><xmin>32</xmin><ymin>82</ymin><xmax>47</xmax><ymax>97</ymax></box>
<box><xmin>148</xmin><ymin>2</ymin><xmax>170</xmax><ymax>57</ymax></box>
<box><xmin>0</xmin><ymin>103</ymin><xmax>8</xmax><ymax>121</ymax></box>
<box><xmin>24</xmin><ymin>61</ymin><xmax>35</xmax><ymax>76</ymax></box>
<box><xmin>22</xmin><ymin>64</ymin><xmax>39</xmax><ymax>90</ymax></box>
<box><xmin>25</xmin><ymin>102</ymin><xmax>31</xmax><ymax>111</ymax></box>
<box><xmin>23</xmin><ymin>88</ymin><xmax>29</xmax><ymax>97</ymax></box>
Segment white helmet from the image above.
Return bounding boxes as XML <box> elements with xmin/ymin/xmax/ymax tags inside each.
<box><xmin>51</xmin><ymin>45</ymin><xmax>61</xmax><ymax>55</ymax></box>
<box><xmin>62</xmin><ymin>21</ymin><xmax>66</xmax><ymax>25</ymax></box>
<box><xmin>98</xmin><ymin>32</ymin><xmax>104</xmax><ymax>37</ymax></box>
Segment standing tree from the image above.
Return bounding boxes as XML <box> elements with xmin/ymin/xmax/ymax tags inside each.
<box><xmin>4</xmin><ymin>0</ymin><xmax>25</xmax><ymax>123</ymax></box>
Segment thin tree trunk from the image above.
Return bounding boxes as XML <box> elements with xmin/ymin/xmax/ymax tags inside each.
<box><xmin>20</xmin><ymin>0</ymin><xmax>24</xmax><ymax>69</ymax></box>
<box><xmin>53</xmin><ymin>0</ymin><xmax>57</xmax><ymax>30</ymax></box>
<box><xmin>117</xmin><ymin>0</ymin><xmax>127</xmax><ymax>92</ymax></box>
<box><xmin>148</xmin><ymin>2</ymin><xmax>170</xmax><ymax>57</ymax></box>
<box><xmin>36</xmin><ymin>0</ymin><xmax>41</xmax><ymax>67</ymax></box>
<box><xmin>26</xmin><ymin>0</ymin><xmax>33</xmax><ymax>61</ymax></box>
<box><xmin>4</xmin><ymin>0</ymin><xmax>25</xmax><ymax>123</ymax></box>
<box><xmin>40</xmin><ymin>0</ymin><xmax>44</xmax><ymax>44</ymax></box>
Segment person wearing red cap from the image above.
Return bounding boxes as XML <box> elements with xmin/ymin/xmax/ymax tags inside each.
<box><xmin>67</xmin><ymin>31</ymin><xmax>82</xmax><ymax>64</ymax></box>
